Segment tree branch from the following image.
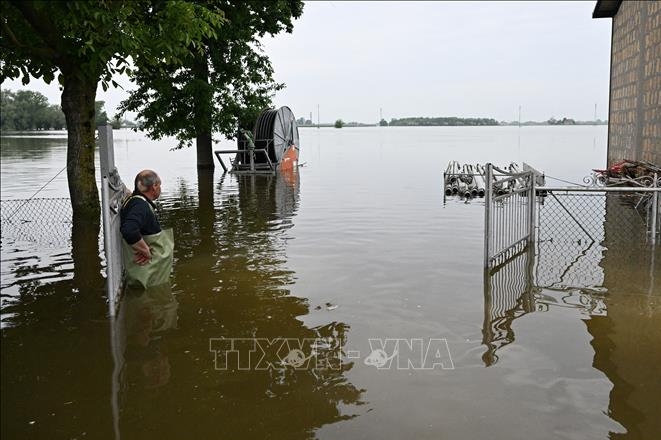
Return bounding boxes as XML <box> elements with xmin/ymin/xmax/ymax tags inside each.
<box><xmin>1</xmin><ymin>18</ymin><xmax>56</xmax><ymax>60</ymax></box>
<box><xmin>8</xmin><ymin>0</ymin><xmax>60</xmax><ymax>58</ymax></box>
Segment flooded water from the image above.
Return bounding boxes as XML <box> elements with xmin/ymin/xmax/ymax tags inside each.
<box><xmin>1</xmin><ymin>126</ymin><xmax>660</xmax><ymax>440</ymax></box>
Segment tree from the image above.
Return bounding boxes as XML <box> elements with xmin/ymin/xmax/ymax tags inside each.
<box><xmin>120</xmin><ymin>1</ymin><xmax>304</xmax><ymax>169</ymax></box>
<box><xmin>334</xmin><ymin>119</ymin><xmax>344</xmax><ymax>129</ymax></box>
<box><xmin>0</xmin><ymin>88</ymin><xmax>66</xmax><ymax>130</ymax></box>
<box><xmin>47</xmin><ymin>104</ymin><xmax>66</xmax><ymax>130</ymax></box>
<box><xmin>379</xmin><ymin>118</ymin><xmax>388</xmax><ymax>127</ymax></box>
<box><xmin>1</xmin><ymin>1</ymin><xmax>224</xmax><ymax>222</ymax></box>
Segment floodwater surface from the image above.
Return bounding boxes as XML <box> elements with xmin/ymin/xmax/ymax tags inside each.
<box><xmin>1</xmin><ymin>126</ymin><xmax>660</xmax><ymax>440</ymax></box>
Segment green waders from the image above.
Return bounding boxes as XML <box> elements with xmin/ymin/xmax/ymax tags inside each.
<box><xmin>122</xmin><ymin>196</ymin><xmax>174</xmax><ymax>289</ymax></box>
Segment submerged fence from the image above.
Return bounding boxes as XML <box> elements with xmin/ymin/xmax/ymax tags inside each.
<box><xmin>1</xmin><ymin>125</ymin><xmax>129</xmax><ymax>317</ymax></box>
<box><xmin>536</xmin><ymin>188</ymin><xmax>659</xmax><ymax>289</ymax></box>
<box><xmin>483</xmin><ymin>163</ymin><xmax>537</xmax><ymax>269</ymax></box>
<box><xmin>482</xmin><ymin>170</ymin><xmax>661</xmax><ymax>365</ymax></box>
<box><xmin>1</xmin><ymin>197</ymin><xmax>72</xmax><ymax>245</ymax></box>
<box><xmin>484</xmin><ymin>169</ymin><xmax>660</xmax><ymax>272</ymax></box>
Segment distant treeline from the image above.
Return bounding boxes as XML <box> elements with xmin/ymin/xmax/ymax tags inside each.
<box><xmin>389</xmin><ymin>117</ymin><xmax>499</xmax><ymax>126</ymax></box>
<box><xmin>1</xmin><ymin>89</ymin><xmax>135</xmax><ymax>131</ymax></box>
<box><xmin>1</xmin><ymin>89</ymin><xmax>66</xmax><ymax>130</ymax></box>
<box><xmin>500</xmin><ymin>118</ymin><xmax>608</xmax><ymax>126</ymax></box>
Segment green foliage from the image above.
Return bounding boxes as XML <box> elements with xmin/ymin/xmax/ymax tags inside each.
<box><xmin>0</xmin><ymin>90</ymin><xmax>127</xmax><ymax>130</ymax></box>
<box><xmin>1</xmin><ymin>89</ymin><xmax>65</xmax><ymax>130</ymax></box>
<box><xmin>334</xmin><ymin>119</ymin><xmax>344</xmax><ymax>129</ymax></box>
<box><xmin>547</xmin><ymin>117</ymin><xmax>576</xmax><ymax>125</ymax></box>
<box><xmin>1</xmin><ymin>1</ymin><xmax>226</xmax><ymax>91</ymax></box>
<box><xmin>389</xmin><ymin>117</ymin><xmax>499</xmax><ymax>126</ymax></box>
<box><xmin>120</xmin><ymin>1</ymin><xmax>304</xmax><ymax>149</ymax></box>
<box><xmin>379</xmin><ymin>119</ymin><xmax>388</xmax><ymax>127</ymax></box>
<box><xmin>1</xmin><ymin>0</ymin><xmax>227</xmax><ymax>218</ymax></box>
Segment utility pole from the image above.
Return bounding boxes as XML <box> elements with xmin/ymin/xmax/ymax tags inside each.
<box><xmin>518</xmin><ymin>105</ymin><xmax>521</xmax><ymax>127</ymax></box>
<box><xmin>594</xmin><ymin>103</ymin><xmax>597</xmax><ymax>125</ymax></box>
<box><xmin>317</xmin><ymin>104</ymin><xmax>320</xmax><ymax>129</ymax></box>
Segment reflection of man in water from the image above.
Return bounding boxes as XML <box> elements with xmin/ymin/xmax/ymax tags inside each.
<box><xmin>120</xmin><ymin>170</ymin><xmax>163</xmax><ymax>265</ymax></box>
<box><xmin>123</xmin><ymin>284</ymin><xmax>178</xmax><ymax>389</ymax></box>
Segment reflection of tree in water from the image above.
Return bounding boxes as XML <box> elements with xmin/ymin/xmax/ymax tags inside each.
<box><xmin>1</xmin><ymin>218</ymin><xmax>104</xmax><ymax>326</ymax></box>
<box><xmin>117</xmin><ymin>170</ymin><xmax>365</xmax><ymax>440</ymax></box>
<box><xmin>0</xmin><ymin>135</ymin><xmax>67</xmax><ymax>160</ymax></box>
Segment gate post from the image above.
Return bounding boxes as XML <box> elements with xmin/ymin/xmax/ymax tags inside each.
<box><xmin>98</xmin><ymin>124</ymin><xmax>124</xmax><ymax>316</ymax></box>
<box><xmin>529</xmin><ymin>172</ymin><xmax>536</xmax><ymax>245</ymax></box>
<box><xmin>484</xmin><ymin>163</ymin><xmax>493</xmax><ymax>269</ymax></box>
<box><xmin>652</xmin><ymin>173</ymin><xmax>658</xmax><ymax>244</ymax></box>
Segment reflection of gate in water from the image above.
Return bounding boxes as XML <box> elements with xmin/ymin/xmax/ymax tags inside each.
<box><xmin>482</xmin><ymin>246</ymin><xmax>535</xmax><ymax>367</ymax></box>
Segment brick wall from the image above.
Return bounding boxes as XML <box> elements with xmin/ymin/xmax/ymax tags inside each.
<box><xmin>609</xmin><ymin>1</ymin><xmax>661</xmax><ymax>166</ymax></box>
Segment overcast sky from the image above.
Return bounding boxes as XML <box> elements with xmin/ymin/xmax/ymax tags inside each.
<box><xmin>2</xmin><ymin>1</ymin><xmax>612</xmax><ymax>123</ymax></box>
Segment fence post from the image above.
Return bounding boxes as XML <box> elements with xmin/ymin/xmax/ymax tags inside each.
<box><xmin>484</xmin><ymin>163</ymin><xmax>493</xmax><ymax>269</ymax></box>
<box><xmin>652</xmin><ymin>173</ymin><xmax>658</xmax><ymax>244</ymax></box>
<box><xmin>529</xmin><ymin>172</ymin><xmax>536</xmax><ymax>245</ymax></box>
<box><xmin>98</xmin><ymin>124</ymin><xmax>121</xmax><ymax>316</ymax></box>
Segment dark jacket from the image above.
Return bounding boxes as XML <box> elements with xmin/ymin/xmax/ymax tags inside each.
<box><xmin>120</xmin><ymin>191</ymin><xmax>162</xmax><ymax>245</ymax></box>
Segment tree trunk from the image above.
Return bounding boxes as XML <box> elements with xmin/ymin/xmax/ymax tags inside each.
<box><xmin>61</xmin><ymin>74</ymin><xmax>101</xmax><ymax>224</ymax></box>
<box><xmin>192</xmin><ymin>56</ymin><xmax>215</xmax><ymax>169</ymax></box>
<box><xmin>196</xmin><ymin>131</ymin><xmax>214</xmax><ymax>169</ymax></box>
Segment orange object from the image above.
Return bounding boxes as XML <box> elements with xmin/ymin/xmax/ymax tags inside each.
<box><xmin>279</xmin><ymin>144</ymin><xmax>299</xmax><ymax>172</ymax></box>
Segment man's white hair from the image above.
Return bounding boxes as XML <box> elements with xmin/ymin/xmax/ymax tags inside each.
<box><xmin>135</xmin><ymin>170</ymin><xmax>160</xmax><ymax>193</ymax></box>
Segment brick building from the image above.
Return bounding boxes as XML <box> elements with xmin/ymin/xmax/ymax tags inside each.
<box><xmin>594</xmin><ymin>0</ymin><xmax>661</xmax><ymax>166</ymax></box>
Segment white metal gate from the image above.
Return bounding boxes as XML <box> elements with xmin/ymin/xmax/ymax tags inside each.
<box><xmin>483</xmin><ymin>163</ymin><xmax>537</xmax><ymax>269</ymax></box>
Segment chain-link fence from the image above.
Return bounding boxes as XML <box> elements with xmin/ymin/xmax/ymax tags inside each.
<box><xmin>483</xmin><ymin>185</ymin><xmax>660</xmax><ymax>365</ymax></box>
<box><xmin>1</xmin><ymin>198</ymin><xmax>73</xmax><ymax>245</ymax></box>
<box><xmin>536</xmin><ymin>190</ymin><xmax>659</xmax><ymax>290</ymax></box>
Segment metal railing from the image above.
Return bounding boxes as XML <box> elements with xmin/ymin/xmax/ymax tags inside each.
<box><xmin>214</xmin><ymin>138</ymin><xmax>276</xmax><ymax>173</ymax></box>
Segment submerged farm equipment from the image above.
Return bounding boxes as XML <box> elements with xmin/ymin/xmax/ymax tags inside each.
<box><xmin>443</xmin><ymin>161</ymin><xmax>543</xmax><ymax>201</ymax></box>
<box><xmin>215</xmin><ymin>106</ymin><xmax>300</xmax><ymax>174</ymax></box>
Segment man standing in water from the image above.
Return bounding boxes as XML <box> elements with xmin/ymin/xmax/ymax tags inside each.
<box><xmin>120</xmin><ymin>170</ymin><xmax>173</xmax><ymax>288</ymax></box>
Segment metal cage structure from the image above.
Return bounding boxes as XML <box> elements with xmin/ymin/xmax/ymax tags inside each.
<box><xmin>214</xmin><ymin>107</ymin><xmax>300</xmax><ymax>174</ymax></box>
